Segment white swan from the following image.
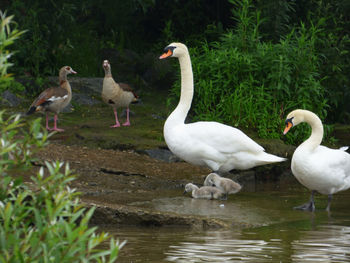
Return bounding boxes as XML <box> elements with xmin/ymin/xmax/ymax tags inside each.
<box><xmin>159</xmin><ymin>42</ymin><xmax>286</xmax><ymax>173</ymax></box>
<box><xmin>284</xmin><ymin>109</ymin><xmax>350</xmax><ymax>212</ymax></box>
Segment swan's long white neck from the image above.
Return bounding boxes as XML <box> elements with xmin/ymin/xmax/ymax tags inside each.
<box><xmin>300</xmin><ymin>111</ymin><xmax>323</xmax><ymax>150</ymax></box>
<box><xmin>166</xmin><ymin>52</ymin><xmax>193</xmax><ymax>125</ymax></box>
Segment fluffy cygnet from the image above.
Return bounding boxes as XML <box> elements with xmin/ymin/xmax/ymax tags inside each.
<box><xmin>204</xmin><ymin>173</ymin><xmax>242</xmax><ymax>198</ymax></box>
<box><xmin>183</xmin><ymin>183</ymin><xmax>224</xmax><ymax>200</ymax></box>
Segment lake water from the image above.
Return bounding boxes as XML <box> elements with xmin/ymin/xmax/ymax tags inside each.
<box><xmin>100</xmin><ymin>182</ymin><xmax>350</xmax><ymax>262</ymax></box>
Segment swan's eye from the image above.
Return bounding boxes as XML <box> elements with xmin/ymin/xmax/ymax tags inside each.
<box><xmin>159</xmin><ymin>46</ymin><xmax>176</xmax><ymax>59</ymax></box>
<box><xmin>285</xmin><ymin>117</ymin><xmax>294</xmax><ymax>125</ymax></box>
<box><xmin>283</xmin><ymin>117</ymin><xmax>294</xmax><ymax>135</ymax></box>
<box><xmin>162</xmin><ymin>46</ymin><xmax>176</xmax><ymax>53</ymax></box>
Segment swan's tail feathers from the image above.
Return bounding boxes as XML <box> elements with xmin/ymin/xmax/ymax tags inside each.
<box><xmin>260</xmin><ymin>152</ymin><xmax>287</xmax><ymax>164</ymax></box>
<box><xmin>339</xmin><ymin>146</ymin><xmax>349</xmax><ymax>152</ymax></box>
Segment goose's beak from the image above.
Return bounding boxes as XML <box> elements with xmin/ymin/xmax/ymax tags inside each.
<box><xmin>159</xmin><ymin>49</ymin><xmax>172</xmax><ymax>59</ymax></box>
<box><xmin>283</xmin><ymin>121</ymin><xmax>293</xmax><ymax>135</ymax></box>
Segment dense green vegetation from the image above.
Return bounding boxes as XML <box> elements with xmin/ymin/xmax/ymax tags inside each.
<box><xmin>170</xmin><ymin>0</ymin><xmax>333</xmax><ymax>143</ymax></box>
<box><xmin>1</xmin><ymin>0</ymin><xmax>349</xmax><ymax>141</ymax></box>
<box><xmin>0</xmin><ymin>112</ymin><xmax>124</xmax><ymax>262</ymax></box>
<box><xmin>0</xmin><ymin>11</ymin><xmax>25</xmax><ymax>93</ymax></box>
<box><xmin>0</xmin><ymin>12</ymin><xmax>123</xmax><ymax>262</ymax></box>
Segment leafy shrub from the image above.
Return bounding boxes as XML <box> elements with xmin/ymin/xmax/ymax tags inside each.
<box><xmin>0</xmin><ymin>112</ymin><xmax>124</xmax><ymax>262</ymax></box>
<box><xmin>0</xmin><ymin>11</ymin><xmax>124</xmax><ymax>262</ymax></box>
<box><xmin>0</xmin><ymin>11</ymin><xmax>25</xmax><ymax>93</ymax></box>
<box><xmin>168</xmin><ymin>0</ymin><xmax>329</xmax><ymax>144</ymax></box>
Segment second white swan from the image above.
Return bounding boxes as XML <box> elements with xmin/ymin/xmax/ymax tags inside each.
<box><xmin>159</xmin><ymin>42</ymin><xmax>286</xmax><ymax>173</ymax></box>
<box><xmin>284</xmin><ymin>109</ymin><xmax>350</xmax><ymax>211</ymax></box>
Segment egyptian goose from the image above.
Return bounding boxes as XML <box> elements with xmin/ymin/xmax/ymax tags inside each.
<box><xmin>102</xmin><ymin>60</ymin><xmax>138</xmax><ymax>127</ymax></box>
<box><xmin>183</xmin><ymin>183</ymin><xmax>224</xmax><ymax>200</ymax></box>
<box><xmin>284</xmin><ymin>109</ymin><xmax>350</xmax><ymax>212</ymax></box>
<box><xmin>159</xmin><ymin>42</ymin><xmax>286</xmax><ymax>173</ymax></box>
<box><xmin>204</xmin><ymin>173</ymin><xmax>242</xmax><ymax>199</ymax></box>
<box><xmin>26</xmin><ymin>66</ymin><xmax>77</xmax><ymax>132</ymax></box>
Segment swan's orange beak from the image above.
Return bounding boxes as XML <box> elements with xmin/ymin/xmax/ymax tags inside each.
<box><xmin>159</xmin><ymin>49</ymin><xmax>172</xmax><ymax>59</ymax></box>
<box><xmin>283</xmin><ymin>121</ymin><xmax>293</xmax><ymax>135</ymax></box>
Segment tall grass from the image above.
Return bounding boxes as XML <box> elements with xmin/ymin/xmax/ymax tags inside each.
<box><xmin>169</xmin><ymin>0</ymin><xmax>329</xmax><ymax>144</ymax></box>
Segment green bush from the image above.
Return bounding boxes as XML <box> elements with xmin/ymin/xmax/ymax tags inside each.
<box><xmin>0</xmin><ymin>112</ymin><xmax>124</xmax><ymax>262</ymax></box>
<box><xmin>0</xmin><ymin>11</ymin><xmax>25</xmax><ymax>93</ymax></box>
<box><xmin>0</xmin><ymin>11</ymin><xmax>124</xmax><ymax>262</ymax></box>
<box><xmin>169</xmin><ymin>0</ymin><xmax>329</xmax><ymax>144</ymax></box>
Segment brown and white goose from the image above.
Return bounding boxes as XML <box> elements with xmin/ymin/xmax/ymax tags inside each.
<box><xmin>27</xmin><ymin>66</ymin><xmax>77</xmax><ymax>132</ymax></box>
<box><xmin>102</xmin><ymin>60</ymin><xmax>138</xmax><ymax>127</ymax></box>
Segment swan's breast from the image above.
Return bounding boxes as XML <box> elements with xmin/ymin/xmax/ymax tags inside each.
<box><xmin>164</xmin><ymin>122</ymin><xmax>227</xmax><ymax>169</ymax></box>
<box><xmin>164</xmin><ymin>123</ymin><xmax>203</xmax><ymax>164</ymax></box>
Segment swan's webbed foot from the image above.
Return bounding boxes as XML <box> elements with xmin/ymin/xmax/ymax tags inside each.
<box><xmin>294</xmin><ymin>201</ymin><xmax>315</xmax><ymax>212</ymax></box>
<box><xmin>294</xmin><ymin>190</ymin><xmax>316</xmax><ymax>212</ymax></box>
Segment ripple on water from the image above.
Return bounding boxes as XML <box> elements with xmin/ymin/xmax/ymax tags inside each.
<box><xmin>101</xmin><ymin>188</ymin><xmax>350</xmax><ymax>263</ymax></box>
<box><xmin>291</xmin><ymin>225</ymin><xmax>350</xmax><ymax>262</ymax></box>
<box><xmin>164</xmin><ymin>224</ymin><xmax>350</xmax><ymax>263</ymax></box>
<box><xmin>165</xmin><ymin>231</ymin><xmax>285</xmax><ymax>263</ymax></box>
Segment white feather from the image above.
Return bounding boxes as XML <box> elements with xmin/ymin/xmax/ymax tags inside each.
<box><xmin>48</xmin><ymin>95</ymin><xmax>68</xmax><ymax>101</ymax></box>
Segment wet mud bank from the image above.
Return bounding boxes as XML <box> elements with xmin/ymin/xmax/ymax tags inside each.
<box><xmin>32</xmin><ymin>140</ymin><xmax>293</xmax><ymax>229</ymax></box>
<box><xmin>86</xmin><ymin>202</ymin><xmax>232</xmax><ymax>229</ymax></box>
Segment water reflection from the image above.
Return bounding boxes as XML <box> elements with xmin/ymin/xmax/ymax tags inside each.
<box><xmin>291</xmin><ymin>225</ymin><xmax>350</xmax><ymax>262</ymax></box>
<box><xmin>165</xmin><ymin>224</ymin><xmax>350</xmax><ymax>263</ymax></box>
<box><xmin>165</xmin><ymin>230</ymin><xmax>284</xmax><ymax>263</ymax></box>
<box><xmin>131</xmin><ymin>196</ymin><xmax>278</xmax><ymax>226</ymax></box>
<box><xmin>101</xmin><ymin>187</ymin><xmax>350</xmax><ymax>263</ymax></box>
<box><xmin>102</xmin><ymin>219</ymin><xmax>350</xmax><ymax>263</ymax></box>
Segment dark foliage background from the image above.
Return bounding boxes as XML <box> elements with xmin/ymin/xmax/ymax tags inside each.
<box><xmin>1</xmin><ymin>0</ymin><xmax>349</xmax><ymax>139</ymax></box>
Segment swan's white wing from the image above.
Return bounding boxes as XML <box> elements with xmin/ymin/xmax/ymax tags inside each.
<box><xmin>305</xmin><ymin>146</ymin><xmax>350</xmax><ymax>194</ymax></box>
<box><xmin>185</xmin><ymin>121</ymin><xmax>264</xmax><ymax>154</ymax></box>
<box><xmin>314</xmin><ymin>146</ymin><xmax>350</xmax><ymax>171</ymax></box>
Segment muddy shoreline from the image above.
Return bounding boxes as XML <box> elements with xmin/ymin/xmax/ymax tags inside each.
<box><xmin>30</xmin><ymin>140</ymin><xmax>291</xmax><ymax>229</ymax></box>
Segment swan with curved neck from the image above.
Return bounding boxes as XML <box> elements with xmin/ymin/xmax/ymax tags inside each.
<box><xmin>159</xmin><ymin>42</ymin><xmax>286</xmax><ymax>173</ymax></box>
<box><xmin>284</xmin><ymin>109</ymin><xmax>350</xmax><ymax>212</ymax></box>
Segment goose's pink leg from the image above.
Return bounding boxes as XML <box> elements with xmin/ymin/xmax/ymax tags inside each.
<box><xmin>51</xmin><ymin>114</ymin><xmax>64</xmax><ymax>132</ymax></box>
<box><xmin>111</xmin><ymin>108</ymin><xmax>121</xmax><ymax>128</ymax></box>
<box><xmin>45</xmin><ymin>113</ymin><xmax>51</xmax><ymax>131</ymax></box>
<box><xmin>122</xmin><ymin>108</ymin><xmax>131</xmax><ymax>126</ymax></box>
